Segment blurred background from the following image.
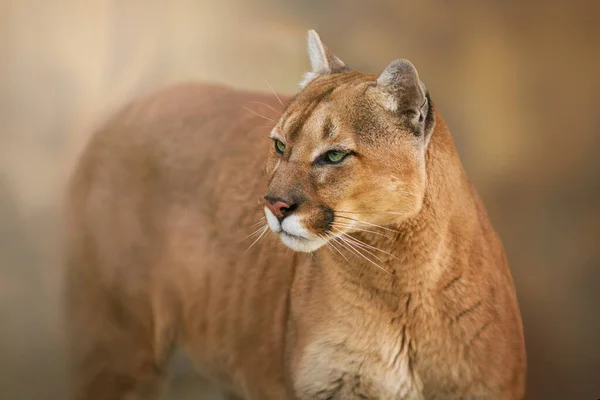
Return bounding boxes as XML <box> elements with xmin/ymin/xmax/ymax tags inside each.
<box><xmin>1</xmin><ymin>0</ymin><xmax>599</xmax><ymax>399</ymax></box>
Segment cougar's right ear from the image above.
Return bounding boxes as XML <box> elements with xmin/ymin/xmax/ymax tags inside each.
<box><xmin>299</xmin><ymin>30</ymin><xmax>350</xmax><ymax>88</ymax></box>
<box><xmin>377</xmin><ymin>59</ymin><xmax>434</xmax><ymax>139</ymax></box>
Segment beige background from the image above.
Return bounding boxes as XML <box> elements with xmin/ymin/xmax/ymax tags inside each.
<box><xmin>1</xmin><ymin>0</ymin><xmax>599</xmax><ymax>399</ymax></box>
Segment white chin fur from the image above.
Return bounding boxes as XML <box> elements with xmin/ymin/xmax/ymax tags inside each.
<box><xmin>263</xmin><ymin>207</ymin><xmax>326</xmax><ymax>252</ymax></box>
<box><xmin>280</xmin><ymin>232</ymin><xmax>326</xmax><ymax>253</ymax></box>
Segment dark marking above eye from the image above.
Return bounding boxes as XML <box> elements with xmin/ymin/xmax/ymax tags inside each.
<box><xmin>283</xmin><ymin>87</ymin><xmax>336</xmax><ymax>142</ymax></box>
<box><xmin>322</xmin><ymin>116</ymin><xmax>335</xmax><ymax>139</ymax></box>
<box><xmin>278</xmin><ymin>73</ymin><xmax>361</xmax><ymax>141</ymax></box>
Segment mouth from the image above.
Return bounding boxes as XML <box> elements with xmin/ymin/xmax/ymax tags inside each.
<box><xmin>264</xmin><ymin>206</ymin><xmax>328</xmax><ymax>253</ymax></box>
<box><xmin>280</xmin><ymin>230</ymin><xmax>306</xmax><ymax>241</ymax></box>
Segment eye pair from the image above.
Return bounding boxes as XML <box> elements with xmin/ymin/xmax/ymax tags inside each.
<box><xmin>273</xmin><ymin>139</ymin><xmax>349</xmax><ymax>164</ymax></box>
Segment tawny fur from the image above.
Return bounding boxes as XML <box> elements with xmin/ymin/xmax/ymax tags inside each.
<box><xmin>64</xmin><ymin>34</ymin><xmax>526</xmax><ymax>400</ymax></box>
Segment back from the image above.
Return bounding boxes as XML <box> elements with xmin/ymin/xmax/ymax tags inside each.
<box><xmin>65</xmin><ymin>83</ymin><xmax>299</xmax><ymax>399</ymax></box>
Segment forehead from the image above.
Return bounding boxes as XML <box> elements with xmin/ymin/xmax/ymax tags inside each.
<box><xmin>276</xmin><ymin>72</ymin><xmax>376</xmax><ymax>144</ymax></box>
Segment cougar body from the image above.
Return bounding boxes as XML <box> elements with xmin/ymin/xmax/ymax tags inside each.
<box><xmin>65</xmin><ymin>31</ymin><xmax>526</xmax><ymax>399</ymax></box>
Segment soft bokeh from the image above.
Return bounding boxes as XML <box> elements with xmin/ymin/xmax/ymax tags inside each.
<box><xmin>1</xmin><ymin>0</ymin><xmax>599</xmax><ymax>399</ymax></box>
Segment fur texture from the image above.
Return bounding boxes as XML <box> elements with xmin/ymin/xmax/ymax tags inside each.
<box><xmin>64</xmin><ymin>31</ymin><xmax>526</xmax><ymax>399</ymax></box>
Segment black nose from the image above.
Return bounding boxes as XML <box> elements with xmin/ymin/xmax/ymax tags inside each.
<box><xmin>264</xmin><ymin>196</ymin><xmax>298</xmax><ymax>220</ymax></box>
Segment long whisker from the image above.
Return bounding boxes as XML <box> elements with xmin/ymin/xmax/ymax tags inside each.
<box><xmin>324</xmin><ymin>235</ymin><xmax>352</xmax><ymax>265</ymax></box>
<box><xmin>319</xmin><ymin>233</ymin><xmax>341</xmax><ymax>262</ymax></box>
<box><xmin>250</xmin><ymin>218</ymin><xmax>266</xmax><ymax>228</ymax></box>
<box><xmin>333</xmin><ymin>229</ymin><xmax>385</xmax><ymax>263</ymax></box>
<box><xmin>243</xmin><ymin>106</ymin><xmax>276</xmax><ymax>122</ymax></box>
<box><xmin>246</xmin><ymin>225</ymin><xmax>269</xmax><ymax>251</ymax></box>
<box><xmin>245</xmin><ymin>223</ymin><xmax>267</xmax><ymax>240</ymax></box>
<box><xmin>264</xmin><ymin>80</ymin><xmax>284</xmax><ymax>109</ymax></box>
<box><xmin>335</xmin><ymin>210</ymin><xmax>409</xmax><ymax>216</ymax></box>
<box><xmin>334</xmin><ymin>237</ymin><xmax>392</xmax><ymax>275</ymax></box>
<box><xmin>334</xmin><ymin>215</ymin><xmax>399</xmax><ymax>233</ymax></box>
<box><xmin>333</xmin><ymin>228</ymin><xmax>400</xmax><ymax>260</ymax></box>
<box><xmin>247</xmin><ymin>101</ymin><xmax>281</xmax><ymax>116</ymax></box>
<box><xmin>249</xmin><ymin>223</ymin><xmax>265</xmax><ymax>231</ymax></box>
<box><xmin>331</xmin><ymin>222</ymin><xmax>391</xmax><ymax>239</ymax></box>
<box><xmin>331</xmin><ymin>233</ymin><xmax>392</xmax><ymax>275</ymax></box>
<box><xmin>330</xmin><ymin>235</ymin><xmax>363</xmax><ymax>262</ymax></box>
<box><xmin>331</xmin><ymin>222</ymin><xmax>392</xmax><ymax>239</ymax></box>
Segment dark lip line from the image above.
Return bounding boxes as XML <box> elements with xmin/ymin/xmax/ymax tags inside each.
<box><xmin>280</xmin><ymin>230</ymin><xmax>308</xmax><ymax>241</ymax></box>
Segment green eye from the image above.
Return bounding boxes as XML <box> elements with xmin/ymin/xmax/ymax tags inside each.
<box><xmin>274</xmin><ymin>139</ymin><xmax>286</xmax><ymax>154</ymax></box>
<box><xmin>326</xmin><ymin>150</ymin><xmax>346</xmax><ymax>163</ymax></box>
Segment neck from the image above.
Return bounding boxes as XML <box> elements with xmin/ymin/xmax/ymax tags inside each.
<box><xmin>317</xmin><ymin>111</ymin><xmax>478</xmax><ymax>296</ymax></box>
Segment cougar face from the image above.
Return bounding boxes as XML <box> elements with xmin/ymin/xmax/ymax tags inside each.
<box><xmin>264</xmin><ymin>51</ymin><xmax>434</xmax><ymax>253</ymax></box>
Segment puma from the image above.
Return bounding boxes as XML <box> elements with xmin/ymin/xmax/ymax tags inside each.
<box><xmin>64</xmin><ymin>30</ymin><xmax>526</xmax><ymax>399</ymax></box>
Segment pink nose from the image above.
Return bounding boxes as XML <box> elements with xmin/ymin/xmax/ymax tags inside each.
<box><xmin>265</xmin><ymin>200</ymin><xmax>291</xmax><ymax>218</ymax></box>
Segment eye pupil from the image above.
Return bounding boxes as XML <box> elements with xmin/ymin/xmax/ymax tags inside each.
<box><xmin>275</xmin><ymin>139</ymin><xmax>286</xmax><ymax>154</ymax></box>
<box><xmin>327</xmin><ymin>150</ymin><xmax>345</xmax><ymax>163</ymax></box>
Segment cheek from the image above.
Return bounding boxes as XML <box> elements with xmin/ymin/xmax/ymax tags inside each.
<box><xmin>375</xmin><ymin>165</ymin><xmax>427</xmax><ymax>214</ymax></box>
<box><xmin>343</xmin><ymin>158</ymin><xmax>426</xmax><ymax>212</ymax></box>
<box><xmin>310</xmin><ymin>167</ymin><xmax>356</xmax><ymax>203</ymax></box>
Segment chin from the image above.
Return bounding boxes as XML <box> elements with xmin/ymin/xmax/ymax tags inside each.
<box><xmin>279</xmin><ymin>232</ymin><xmax>326</xmax><ymax>253</ymax></box>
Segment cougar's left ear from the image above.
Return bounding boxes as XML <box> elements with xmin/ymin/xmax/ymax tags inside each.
<box><xmin>377</xmin><ymin>59</ymin><xmax>435</xmax><ymax>139</ymax></box>
<box><xmin>300</xmin><ymin>30</ymin><xmax>350</xmax><ymax>88</ymax></box>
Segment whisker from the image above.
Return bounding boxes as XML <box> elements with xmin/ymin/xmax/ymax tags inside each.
<box><xmin>318</xmin><ymin>234</ymin><xmax>332</xmax><ymax>256</ymax></box>
<box><xmin>249</xmin><ymin>224</ymin><xmax>264</xmax><ymax>232</ymax></box>
<box><xmin>243</xmin><ymin>106</ymin><xmax>276</xmax><ymax>122</ymax></box>
<box><xmin>333</xmin><ymin>230</ymin><xmax>385</xmax><ymax>263</ymax></box>
<box><xmin>333</xmin><ymin>228</ymin><xmax>400</xmax><ymax>260</ymax></box>
<box><xmin>333</xmin><ymin>224</ymin><xmax>389</xmax><ymax>238</ymax></box>
<box><xmin>330</xmin><ymin>236</ymin><xmax>363</xmax><ymax>262</ymax></box>
<box><xmin>334</xmin><ymin>229</ymin><xmax>393</xmax><ymax>261</ymax></box>
<box><xmin>335</xmin><ymin>215</ymin><xmax>399</xmax><ymax>233</ymax></box>
<box><xmin>319</xmin><ymin>233</ymin><xmax>350</xmax><ymax>265</ymax></box>
<box><xmin>264</xmin><ymin>79</ymin><xmax>284</xmax><ymax>109</ymax></box>
<box><xmin>335</xmin><ymin>210</ymin><xmax>409</xmax><ymax>216</ymax></box>
<box><xmin>244</xmin><ymin>223</ymin><xmax>267</xmax><ymax>240</ymax></box>
<box><xmin>323</xmin><ymin>234</ymin><xmax>351</xmax><ymax>265</ymax></box>
<box><xmin>334</xmin><ymin>237</ymin><xmax>392</xmax><ymax>275</ymax></box>
<box><xmin>245</xmin><ymin>226</ymin><xmax>269</xmax><ymax>251</ymax></box>
<box><xmin>250</xmin><ymin>218</ymin><xmax>266</xmax><ymax>228</ymax></box>
<box><xmin>332</xmin><ymin>233</ymin><xmax>392</xmax><ymax>275</ymax></box>
<box><xmin>248</xmin><ymin>221</ymin><xmax>265</xmax><ymax>231</ymax></box>
<box><xmin>331</xmin><ymin>222</ymin><xmax>391</xmax><ymax>239</ymax></box>
<box><xmin>247</xmin><ymin>101</ymin><xmax>281</xmax><ymax>116</ymax></box>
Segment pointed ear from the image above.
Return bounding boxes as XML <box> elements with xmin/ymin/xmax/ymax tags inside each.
<box><xmin>300</xmin><ymin>30</ymin><xmax>349</xmax><ymax>88</ymax></box>
<box><xmin>377</xmin><ymin>59</ymin><xmax>433</xmax><ymax>137</ymax></box>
